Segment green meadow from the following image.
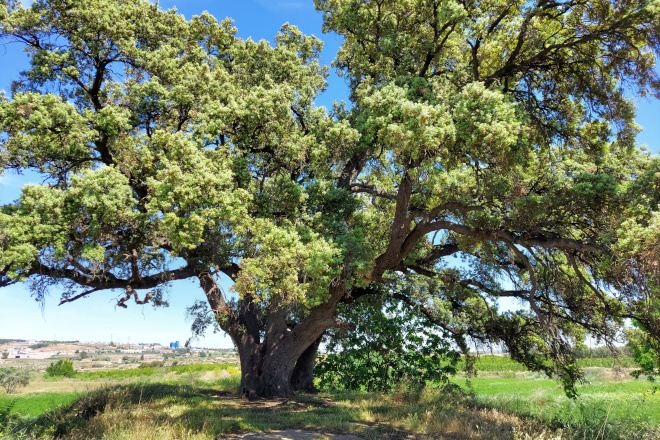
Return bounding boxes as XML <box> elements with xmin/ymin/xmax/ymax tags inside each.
<box><xmin>1</xmin><ymin>357</ymin><xmax>658</xmax><ymax>439</ymax></box>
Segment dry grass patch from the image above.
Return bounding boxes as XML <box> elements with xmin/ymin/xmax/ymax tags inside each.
<box><xmin>329</xmin><ymin>388</ymin><xmax>565</xmax><ymax>440</ymax></box>
<box><xmin>3</xmin><ymin>383</ymin><xmax>567</xmax><ymax>440</ymax></box>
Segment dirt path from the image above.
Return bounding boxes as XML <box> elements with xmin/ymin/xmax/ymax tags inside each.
<box><xmin>233</xmin><ymin>430</ymin><xmax>363</xmax><ymax>440</ymax></box>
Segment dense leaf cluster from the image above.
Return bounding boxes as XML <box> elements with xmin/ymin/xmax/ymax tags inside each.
<box><xmin>316</xmin><ymin>297</ymin><xmax>459</xmax><ymax>391</ymax></box>
<box><xmin>45</xmin><ymin>360</ymin><xmax>76</xmax><ymax>378</ymax></box>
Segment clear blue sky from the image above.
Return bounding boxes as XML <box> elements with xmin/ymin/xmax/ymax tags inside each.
<box><xmin>0</xmin><ymin>0</ymin><xmax>658</xmax><ymax>348</ymax></box>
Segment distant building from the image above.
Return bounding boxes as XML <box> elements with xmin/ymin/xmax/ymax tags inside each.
<box><xmin>10</xmin><ymin>348</ymin><xmax>53</xmax><ymax>359</ymax></box>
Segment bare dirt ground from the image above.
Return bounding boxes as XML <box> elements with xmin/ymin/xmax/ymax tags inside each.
<box><xmin>231</xmin><ymin>430</ymin><xmax>364</xmax><ymax>440</ymax></box>
<box><xmin>239</xmin><ymin>429</ymin><xmax>361</xmax><ymax>440</ymax></box>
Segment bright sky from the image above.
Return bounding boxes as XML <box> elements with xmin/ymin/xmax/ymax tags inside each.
<box><xmin>0</xmin><ymin>1</ymin><xmax>659</xmax><ymax>348</ymax></box>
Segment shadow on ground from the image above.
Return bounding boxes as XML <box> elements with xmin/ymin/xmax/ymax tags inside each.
<box><xmin>9</xmin><ymin>383</ymin><xmax>529</xmax><ymax>440</ymax></box>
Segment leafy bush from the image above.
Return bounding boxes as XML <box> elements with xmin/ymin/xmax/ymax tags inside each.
<box><xmin>139</xmin><ymin>361</ymin><xmax>164</xmax><ymax>368</ymax></box>
<box><xmin>0</xmin><ymin>400</ymin><xmax>14</xmax><ymax>435</ymax></box>
<box><xmin>45</xmin><ymin>360</ymin><xmax>76</xmax><ymax>378</ymax></box>
<box><xmin>0</xmin><ymin>368</ymin><xmax>30</xmax><ymax>394</ymax></box>
<box><xmin>316</xmin><ymin>297</ymin><xmax>459</xmax><ymax>392</ymax></box>
<box><xmin>1</xmin><ymin>351</ymin><xmax>8</xmax><ymax>360</ymax></box>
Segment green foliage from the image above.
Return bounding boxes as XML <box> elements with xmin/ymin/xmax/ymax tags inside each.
<box><xmin>45</xmin><ymin>360</ymin><xmax>76</xmax><ymax>378</ymax></box>
<box><xmin>0</xmin><ymin>399</ymin><xmax>14</xmax><ymax>436</ymax></box>
<box><xmin>0</xmin><ymin>351</ymin><xmax>7</xmax><ymax>360</ymax></box>
<box><xmin>316</xmin><ymin>297</ymin><xmax>459</xmax><ymax>392</ymax></box>
<box><xmin>630</xmin><ymin>341</ymin><xmax>660</xmax><ymax>381</ymax></box>
<box><xmin>138</xmin><ymin>361</ymin><xmax>164</xmax><ymax>369</ymax></box>
<box><xmin>77</xmin><ymin>362</ymin><xmax>237</xmax><ymax>380</ymax></box>
<box><xmin>626</xmin><ymin>319</ymin><xmax>660</xmax><ymax>381</ymax></box>
<box><xmin>0</xmin><ymin>367</ymin><xmax>30</xmax><ymax>394</ymax></box>
<box><xmin>574</xmin><ymin>345</ymin><xmax>634</xmax><ymax>359</ymax></box>
<box><xmin>2</xmin><ymin>0</ymin><xmax>660</xmax><ymax>398</ymax></box>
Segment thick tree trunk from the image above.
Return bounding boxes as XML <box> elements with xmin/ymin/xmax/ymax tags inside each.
<box><xmin>239</xmin><ymin>352</ymin><xmax>297</xmax><ymax>398</ymax></box>
<box><xmin>236</xmin><ymin>340</ymin><xmax>316</xmax><ymax>398</ymax></box>
<box><xmin>237</xmin><ymin>328</ymin><xmax>326</xmax><ymax>399</ymax></box>
<box><xmin>199</xmin><ymin>271</ymin><xmax>348</xmax><ymax>399</ymax></box>
<box><xmin>291</xmin><ymin>333</ymin><xmax>323</xmax><ymax>393</ymax></box>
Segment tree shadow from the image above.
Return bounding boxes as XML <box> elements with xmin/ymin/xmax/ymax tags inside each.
<box><xmin>13</xmin><ymin>383</ymin><xmax>532</xmax><ymax>439</ymax></box>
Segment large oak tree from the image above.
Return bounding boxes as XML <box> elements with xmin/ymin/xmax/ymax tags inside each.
<box><xmin>2</xmin><ymin>0</ymin><xmax>660</xmax><ymax>398</ymax></box>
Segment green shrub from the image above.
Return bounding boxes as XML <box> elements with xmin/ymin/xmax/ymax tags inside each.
<box><xmin>45</xmin><ymin>360</ymin><xmax>76</xmax><ymax>378</ymax></box>
<box><xmin>0</xmin><ymin>367</ymin><xmax>30</xmax><ymax>393</ymax></box>
<box><xmin>0</xmin><ymin>400</ymin><xmax>15</xmax><ymax>435</ymax></box>
<box><xmin>139</xmin><ymin>361</ymin><xmax>164</xmax><ymax>369</ymax></box>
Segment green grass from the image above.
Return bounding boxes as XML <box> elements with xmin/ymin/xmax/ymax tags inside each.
<box><xmin>74</xmin><ymin>362</ymin><xmax>239</xmax><ymax>380</ymax></box>
<box><xmin>0</xmin><ymin>393</ymin><xmax>80</xmax><ymax>416</ymax></box>
<box><xmin>454</xmin><ymin>375</ymin><xmax>660</xmax><ymax>438</ymax></box>
<box><xmin>0</xmin><ymin>382</ymin><xmax>558</xmax><ymax>440</ymax></box>
<box><xmin>576</xmin><ymin>357</ymin><xmax>638</xmax><ymax>368</ymax></box>
<box><xmin>453</xmin><ymin>354</ymin><xmax>639</xmax><ymax>372</ymax></box>
<box><xmin>2</xmin><ymin>360</ymin><xmax>658</xmax><ymax>440</ymax></box>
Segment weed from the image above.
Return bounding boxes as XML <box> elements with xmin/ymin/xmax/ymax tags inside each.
<box><xmin>0</xmin><ymin>399</ymin><xmax>15</xmax><ymax>435</ymax></box>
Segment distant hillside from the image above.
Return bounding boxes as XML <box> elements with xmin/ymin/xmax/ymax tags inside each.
<box><xmin>0</xmin><ymin>338</ymin><xmax>26</xmax><ymax>344</ymax></box>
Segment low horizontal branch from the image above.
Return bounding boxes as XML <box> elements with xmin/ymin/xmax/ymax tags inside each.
<box><xmin>348</xmin><ymin>183</ymin><xmax>397</xmax><ymax>200</ymax></box>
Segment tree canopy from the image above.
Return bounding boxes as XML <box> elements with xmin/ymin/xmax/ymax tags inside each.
<box><xmin>2</xmin><ymin>0</ymin><xmax>660</xmax><ymax>398</ymax></box>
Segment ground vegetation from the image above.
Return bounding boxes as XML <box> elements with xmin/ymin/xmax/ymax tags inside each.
<box><xmin>0</xmin><ymin>360</ymin><xmax>658</xmax><ymax>439</ymax></box>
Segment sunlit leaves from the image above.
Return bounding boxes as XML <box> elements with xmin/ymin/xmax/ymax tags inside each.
<box><xmin>234</xmin><ymin>220</ymin><xmax>342</xmax><ymax>307</ymax></box>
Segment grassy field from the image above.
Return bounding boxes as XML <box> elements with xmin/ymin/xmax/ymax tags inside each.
<box><xmin>0</xmin><ymin>357</ymin><xmax>658</xmax><ymax>439</ymax></box>
<box><xmin>0</xmin><ymin>393</ymin><xmax>80</xmax><ymax>417</ymax></box>
<box><xmin>455</xmin><ymin>374</ymin><xmax>660</xmax><ymax>439</ymax></box>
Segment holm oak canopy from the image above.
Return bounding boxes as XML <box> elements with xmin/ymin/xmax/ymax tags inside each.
<box><xmin>2</xmin><ymin>0</ymin><xmax>660</xmax><ymax>398</ymax></box>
